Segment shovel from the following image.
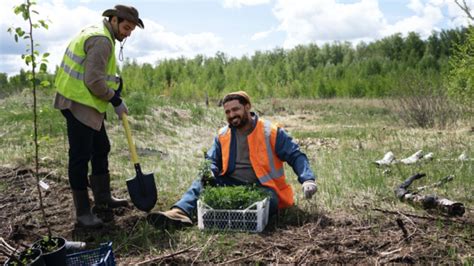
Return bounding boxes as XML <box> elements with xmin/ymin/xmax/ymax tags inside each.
<box><xmin>122</xmin><ymin>113</ymin><xmax>157</xmax><ymax>212</ymax></box>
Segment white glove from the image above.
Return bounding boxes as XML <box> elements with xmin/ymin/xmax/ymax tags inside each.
<box><xmin>114</xmin><ymin>101</ymin><xmax>128</xmax><ymax>119</ymax></box>
<box><xmin>302</xmin><ymin>180</ymin><xmax>317</xmax><ymax>199</ymax></box>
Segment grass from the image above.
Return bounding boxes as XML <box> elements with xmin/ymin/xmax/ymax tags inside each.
<box><xmin>0</xmin><ymin>90</ymin><xmax>472</xmax><ymax>262</ymax></box>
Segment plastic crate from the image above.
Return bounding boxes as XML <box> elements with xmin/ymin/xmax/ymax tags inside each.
<box><xmin>197</xmin><ymin>197</ymin><xmax>270</xmax><ymax>233</ymax></box>
<box><xmin>66</xmin><ymin>242</ymin><xmax>115</xmax><ymax>266</ymax></box>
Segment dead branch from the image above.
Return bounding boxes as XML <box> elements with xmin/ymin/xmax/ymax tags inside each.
<box><xmin>372</xmin><ymin>208</ymin><xmax>472</xmax><ymax>226</ymax></box>
<box><xmin>0</xmin><ymin>238</ymin><xmax>16</xmax><ymax>254</ymax></box>
<box><xmin>191</xmin><ymin>235</ymin><xmax>217</xmax><ymax>265</ymax></box>
<box><xmin>416</xmin><ymin>175</ymin><xmax>454</xmax><ymax>192</ymax></box>
<box><xmin>136</xmin><ymin>244</ymin><xmax>196</xmax><ymax>265</ymax></box>
<box><xmin>396</xmin><ymin>218</ymin><xmax>409</xmax><ymax>240</ymax></box>
<box><xmin>394</xmin><ymin>173</ymin><xmax>465</xmax><ymax>217</ymax></box>
<box><xmin>455</xmin><ymin>0</ymin><xmax>474</xmax><ymax>21</ymax></box>
<box><xmin>218</xmin><ymin>246</ymin><xmax>274</xmax><ymax>264</ymax></box>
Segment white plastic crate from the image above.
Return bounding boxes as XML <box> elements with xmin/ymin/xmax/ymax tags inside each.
<box><xmin>197</xmin><ymin>198</ymin><xmax>270</xmax><ymax>233</ymax></box>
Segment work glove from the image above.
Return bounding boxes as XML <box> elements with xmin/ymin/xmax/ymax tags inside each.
<box><xmin>115</xmin><ymin>77</ymin><xmax>123</xmax><ymax>97</ymax></box>
<box><xmin>302</xmin><ymin>180</ymin><xmax>317</xmax><ymax>199</ymax></box>
<box><xmin>114</xmin><ymin>101</ymin><xmax>128</xmax><ymax>119</ymax></box>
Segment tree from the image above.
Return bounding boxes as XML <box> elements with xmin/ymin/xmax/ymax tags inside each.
<box><xmin>448</xmin><ymin>1</ymin><xmax>473</xmax><ymax>108</ymax></box>
<box><xmin>8</xmin><ymin>0</ymin><xmax>52</xmax><ymax>238</ymax></box>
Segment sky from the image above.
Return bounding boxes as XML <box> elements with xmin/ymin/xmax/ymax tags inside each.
<box><xmin>0</xmin><ymin>0</ymin><xmax>472</xmax><ymax>76</ymax></box>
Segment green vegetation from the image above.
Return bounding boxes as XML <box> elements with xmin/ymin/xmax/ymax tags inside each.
<box><xmin>200</xmin><ymin>186</ymin><xmax>270</xmax><ymax>210</ymax></box>
<box><xmin>1</xmin><ymin>2</ymin><xmax>472</xmax><ymax>262</ymax></box>
<box><xmin>0</xmin><ymin>93</ymin><xmax>472</xmax><ymax>263</ymax></box>
<box><xmin>2</xmin><ymin>28</ymin><xmax>473</xmax><ymax>110</ymax></box>
<box><xmin>448</xmin><ymin>26</ymin><xmax>474</xmax><ymax>108</ymax></box>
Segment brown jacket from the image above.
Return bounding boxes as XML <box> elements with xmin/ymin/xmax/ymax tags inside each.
<box><xmin>54</xmin><ymin>19</ymin><xmax>117</xmax><ymax>131</ymax></box>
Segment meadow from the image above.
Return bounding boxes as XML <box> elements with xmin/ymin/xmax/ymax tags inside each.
<box><xmin>0</xmin><ymin>89</ymin><xmax>472</xmax><ymax>263</ymax></box>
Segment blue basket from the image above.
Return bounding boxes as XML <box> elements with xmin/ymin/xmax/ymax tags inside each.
<box><xmin>66</xmin><ymin>242</ymin><xmax>115</xmax><ymax>266</ymax></box>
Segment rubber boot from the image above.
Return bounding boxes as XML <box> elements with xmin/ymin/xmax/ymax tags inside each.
<box><xmin>147</xmin><ymin>208</ymin><xmax>193</xmax><ymax>229</ymax></box>
<box><xmin>89</xmin><ymin>174</ymin><xmax>128</xmax><ymax>209</ymax></box>
<box><xmin>72</xmin><ymin>190</ymin><xmax>103</xmax><ymax>228</ymax></box>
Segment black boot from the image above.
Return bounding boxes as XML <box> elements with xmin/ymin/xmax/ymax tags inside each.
<box><xmin>89</xmin><ymin>174</ymin><xmax>129</xmax><ymax>209</ymax></box>
<box><xmin>72</xmin><ymin>190</ymin><xmax>103</xmax><ymax>228</ymax></box>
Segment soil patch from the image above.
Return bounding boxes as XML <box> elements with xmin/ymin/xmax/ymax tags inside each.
<box><xmin>1</xmin><ymin>166</ymin><xmax>472</xmax><ymax>264</ymax></box>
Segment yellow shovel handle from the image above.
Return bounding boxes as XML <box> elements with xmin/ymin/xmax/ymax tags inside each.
<box><xmin>122</xmin><ymin>113</ymin><xmax>139</xmax><ymax>164</ymax></box>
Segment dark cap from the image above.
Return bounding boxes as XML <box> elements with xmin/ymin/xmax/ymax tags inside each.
<box><xmin>102</xmin><ymin>5</ymin><xmax>144</xmax><ymax>29</ymax></box>
<box><xmin>223</xmin><ymin>91</ymin><xmax>251</xmax><ymax>106</ymax></box>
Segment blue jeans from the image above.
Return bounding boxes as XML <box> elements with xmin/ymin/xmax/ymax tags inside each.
<box><xmin>173</xmin><ymin>176</ymin><xmax>279</xmax><ymax>217</ymax></box>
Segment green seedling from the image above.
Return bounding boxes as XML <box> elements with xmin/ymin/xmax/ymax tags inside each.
<box><xmin>201</xmin><ymin>185</ymin><xmax>270</xmax><ymax>210</ymax></box>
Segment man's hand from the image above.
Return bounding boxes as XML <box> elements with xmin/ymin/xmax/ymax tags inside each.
<box><xmin>114</xmin><ymin>101</ymin><xmax>128</xmax><ymax>119</ymax></box>
<box><xmin>302</xmin><ymin>180</ymin><xmax>317</xmax><ymax>199</ymax></box>
<box><xmin>116</xmin><ymin>77</ymin><xmax>123</xmax><ymax>97</ymax></box>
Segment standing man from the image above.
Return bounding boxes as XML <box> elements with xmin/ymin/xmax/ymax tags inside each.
<box><xmin>148</xmin><ymin>91</ymin><xmax>318</xmax><ymax>227</ymax></box>
<box><xmin>54</xmin><ymin>5</ymin><xmax>144</xmax><ymax>228</ymax></box>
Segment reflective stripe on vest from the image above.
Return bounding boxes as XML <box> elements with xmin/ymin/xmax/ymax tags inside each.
<box><xmin>60</xmin><ymin>59</ymin><xmax>119</xmax><ymax>83</ymax></box>
<box><xmin>218</xmin><ymin>119</ymin><xmax>294</xmax><ymax>209</ymax></box>
<box><xmin>55</xmin><ymin>23</ymin><xmax>118</xmax><ymax>113</ymax></box>
<box><xmin>62</xmin><ymin>48</ymin><xmax>119</xmax><ymax>83</ymax></box>
<box><xmin>258</xmin><ymin>120</ymin><xmax>285</xmax><ymax>183</ymax></box>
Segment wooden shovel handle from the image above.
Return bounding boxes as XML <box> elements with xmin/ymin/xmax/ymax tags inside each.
<box><xmin>122</xmin><ymin>113</ymin><xmax>139</xmax><ymax>165</ymax></box>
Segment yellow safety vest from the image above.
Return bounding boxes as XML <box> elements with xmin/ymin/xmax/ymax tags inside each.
<box><xmin>55</xmin><ymin>23</ymin><xmax>119</xmax><ymax>113</ymax></box>
<box><xmin>218</xmin><ymin>119</ymin><xmax>294</xmax><ymax>209</ymax></box>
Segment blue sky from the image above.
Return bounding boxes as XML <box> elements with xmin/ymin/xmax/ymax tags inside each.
<box><xmin>0</xmin><ymin>0</ymin><xmax>472</xmax><ymax>76</ymax></box>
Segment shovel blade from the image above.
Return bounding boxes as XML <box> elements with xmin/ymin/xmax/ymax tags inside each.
<box><xmin>126</xmin><ymin>172</ymin><xmax>157</xmax><ymax>212</ymax></box>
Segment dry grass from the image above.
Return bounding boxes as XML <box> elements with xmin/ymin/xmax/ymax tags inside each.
<box><xmin>0</xmin><ymin>93</ymin><xmax>472</xmax><ymax>264</ymax></box>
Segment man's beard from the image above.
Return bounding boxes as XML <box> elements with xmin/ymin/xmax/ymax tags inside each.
<box><xmin>229</xmin><ymin>113</ymin><xmax>249</xmax><ymax>128</ymax></box>
<box><xmin>113</xmin><ymin>23</ymin><xmax>124</xmax><ymax>41</ymax></box>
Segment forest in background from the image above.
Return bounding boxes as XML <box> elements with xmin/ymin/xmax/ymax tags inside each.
<box><xmin>0</xmin><ymin>27</ymin><xmax>471</xmax><ymax>102</ymax></box>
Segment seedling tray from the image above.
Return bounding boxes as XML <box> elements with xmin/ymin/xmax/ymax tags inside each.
<box><xmin>197</xmin><ymin>197</ymin><xmax>269</xmax><ymax>233</ymax></box>
<box><xmin>66</xmin><ymin>242</ymin><xmax>115</xmax><ymax>266</ymax></box>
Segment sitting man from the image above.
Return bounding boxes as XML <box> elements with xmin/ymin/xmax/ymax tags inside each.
<box><xmin>148</xmin><ymin>91</ymin><xmax>317</xmax><ymax>227</ymax></box>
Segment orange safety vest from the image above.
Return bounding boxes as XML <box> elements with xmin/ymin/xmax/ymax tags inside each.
<box><xmin>218</xmin><ymin>118</ymin><xmax>294</xmax><ymax>209</ymax></box>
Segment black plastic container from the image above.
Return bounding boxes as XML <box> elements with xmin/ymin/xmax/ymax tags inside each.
<box><xmin>32</xmin><ymin>236</ymin><xmax>66</xmax><ymax>266</ymax></box>
<box><xmin>4</xmin><ymin>248</ymin><xmax>45</xmax><ymax>266</ymax></box>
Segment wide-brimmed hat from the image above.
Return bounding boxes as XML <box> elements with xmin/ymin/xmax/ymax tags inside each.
<box><xmin>102</xmin><ymin>5</ymin><xmax>144</xmax><ymax>29</ymax></box>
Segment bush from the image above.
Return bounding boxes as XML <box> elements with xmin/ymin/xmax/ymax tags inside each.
<box><xmin>448</xmin><ymin>26</ymin><xmax>474</xmax><ymax>109</ymax></box>
<box><xmin>384</xmin><ymin>72</ymin><xmax>461</xmax><ymax>128</ymax></box>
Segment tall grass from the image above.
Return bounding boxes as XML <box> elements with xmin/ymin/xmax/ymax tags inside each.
<box><xmin>1</xmin><ymin>92</ymin><xmax>471</xmax><ymax>210</ymax></box>
<box><xmin>0</xmin><ymin>90</ymin><xmax>472</xmax><ymax>261</ymax></box>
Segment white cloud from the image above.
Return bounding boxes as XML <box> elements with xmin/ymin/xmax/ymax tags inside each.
<box><xmin>273</xmin><ymin>0</ymin><xmax>386</xmax><ymax>48</ymax></box>
<box><xmin>251</xmin><ymin>28</ymin><xmax>275</xmax><ymax>41</ymax></box>
<box><xmin>223</xmin><ymin>0</ymin><xmax>271</xmax><ymax>8</ymax></box>
<box><xmin>408</xmin><ymin>0</ymin><xmax>424</xmax><ymax>14</ymax></box>
<box><xmin>382</xmin><ymin>1</ymin><xmax>444</xmax><ymax>38</ymax></box>
<box><xmin>0</xmin><ymin>1</ymin><xmax>224</xmax><ymax>76</ymax></box>
<box><xmin>125</xmin><ymin>18</ymin><xmax>223</xmax><ymax>63</ymax></box>
<box><xmin>0</xmin><ymin>1</ymin><xmax>99</xmax><ymax>76</ymax></box>
<box><xmin>442</xmin><ymin>0</ymin><xmax>474</xmax><ymax>27</ymax></box>
<box><xmin>272</xmin><ymin>0</ymin><xmax>472</xmax><ymax>49</ymax></box>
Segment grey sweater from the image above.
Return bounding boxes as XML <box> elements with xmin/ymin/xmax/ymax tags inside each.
<box><xmin>54</xmin><ymin>19</ymin><xmax>117</xmax><ymax>131</ymax></box>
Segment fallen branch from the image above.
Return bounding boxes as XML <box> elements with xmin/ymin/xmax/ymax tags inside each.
<box><xmin>0</xmin><ymin>238</ymin><xmax>16</xmax><ymax>254</ymax></box>
<box><xmin>395</xmin><ymin>218</ymin><xmax>409</xmax><ymax>240</ymax></box>
<box><xmin>394</xmin><ymin>173</ymin><xmax>465</xmax><ymax>217</ymax></box>
<box><xmin>191</xmin><ymin>235</ymin><xmax>217</xmax><ymax>265</ymax></box>
<box><xmin>136</xmin><ymin>244</ymin><xmax>196</xmax><ymax>265</ymax></box>
<box><xmin>416</xmin><ymin>175</ymin><xmax>454</xmax><ymax>192</ymax></box>
<box><xmin>380</xmin><ymin>247</ymin><xmax>402</xmax><ymax>257</ymax></box>
<box><xmin>372</xmin><ymin>208</ymin><xmax>472</xmax><ymax>225</ymax></box>
<box><xmin>218</xmin><ymin>246</ymin><xmax>273</xmax><ymax>264</ymax></box>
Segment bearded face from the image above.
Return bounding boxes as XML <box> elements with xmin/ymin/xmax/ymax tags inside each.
<box><xmin>223</xmin><ymin>100</ymin><xmax>250</xmax><ymax>129</ymax></box>
<box><xmin>111</xmin><ymin>17</ymin><xmax>136</xmax><ymax>41</ymax></box>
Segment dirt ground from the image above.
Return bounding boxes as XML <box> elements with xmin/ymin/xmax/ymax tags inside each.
<box><xmin>1</xmin><ymin>166</ymin><xmax>473</xmax><ymax>264</ymax></box>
